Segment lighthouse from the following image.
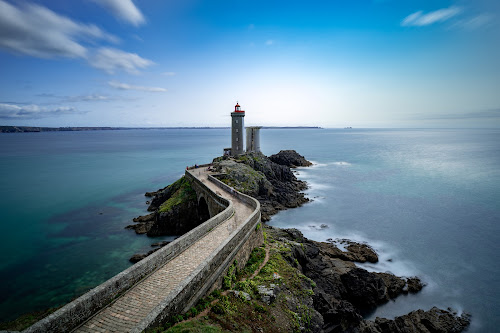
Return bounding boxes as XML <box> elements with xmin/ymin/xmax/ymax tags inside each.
<box><xmin>231</xmin><ymin>102</ymin><xmax>245</xmax><ymax>156</ymax></box>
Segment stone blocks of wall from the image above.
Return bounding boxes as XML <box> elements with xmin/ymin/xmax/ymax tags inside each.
<box><xmin>131</xmin><ymin>174</ymin><xmax>262</xmax><ymax>331</ymax></box>
<box><xmin>185</xmin><ymin>170</ymin><xmax>227</xmax><ymax>217</ymax></box>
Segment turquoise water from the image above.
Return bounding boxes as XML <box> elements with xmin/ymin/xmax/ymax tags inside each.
<box><xmin>1</xmin><ymin>128</ymin><xmax>499</xmax><ymax>332</ymax></box>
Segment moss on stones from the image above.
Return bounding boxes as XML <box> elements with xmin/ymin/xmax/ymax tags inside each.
<box><xmin>159</xmin><ymin>177</ymin><xmax>197</xmax><ymax>213</ymax></box>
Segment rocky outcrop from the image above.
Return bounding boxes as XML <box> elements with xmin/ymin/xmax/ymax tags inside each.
<box><xmin>324</xmin><ymin>239</ymin><xmax>378</xmax><ymax>263</ymax></box>
<box><xmin>269</xmin><ymin>150</ymin><xmax>313</xmax><ymax>168</ymax></box>
<box><xmin>147</xmin><ymin>198</ymin><xmax>200</xmax><ymax>236</ymax></box>
<box><xmin>357</xmin><ymin>307</ymin><xmax>471</xmax><ymax>333</ymax></box>
<box><xmin>126</xmin><ymin>176</ymin><xmax>200</xmax><ymax>237</ymax></box>
<box><xmin>213</xmin><ymin>151</ymin><xmax>310</xmax><ymax>221</ymax></box>
<box><xmin>265</xmin><ymin>227</ymin><xmax>467</xmax><ymax>333</ymax></box>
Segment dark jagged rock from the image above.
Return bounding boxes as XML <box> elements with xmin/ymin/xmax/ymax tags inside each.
<box><xmin>340</xmin><ymin>268</ymin><xmax>389</xmax><ymax>311</ymax></box>
<box><xmin>129</xmin><ymin>176</ymin><xmax>200</xmax><ymax>237</ymax></box>
<box><xmin>357</xmin><ymin>307</ymin><xmax>471</xmax><ymax>333</ymax></box>
<box><xmin>269</xmin><ymin>150</ymin><xmax>313</xmax><ymax>168</ymax></box>
<box><xmin>145</xmin><ymin>186</ymin><xmax>167</xmax><ymax>198</ymax></box>
<box><xmin>147</xmin><ymin>199</ymin><xmax>199</xmax><ymax>236</ymax></box>
<box><xmin>125</xmin><ymin>221</ymin><xmax>154</xmax><ymax>234</ymax></box>
<box><xmin>263</xmin><ymin>227</ymin><xmax>470</xmax><ymax>333</ymax></box>
<box><xmin>151</xmin><ymin>241</ymin><xmax>171</xmax><ymax>247</ymax></box>
<box><xmin>129</xmin><ymin>253</ymin><xmax>147</xmax><ymax>263</ymax></box>
<box><xmin>132</xmin><ymin>213</ymin><xmax>155</xmax><ymax>223</ymax></box>
<box><xmin>407</xmin><ymin>277</ymin><xmax>425</xmax><ymax>293</ymax></box>
<box><xmin>129</xmin><ymin>248</ymin><xmax>161</xmax><ymax>263</ymax></box>
<box><xmin>375</xmin><ymin>272</ymin><xmax>406</xmax><ymax>299</ymax></box>
<box><xmin>213</xmin><ymin>151</ymin><xmax>311</xmax><ymax>221</ymax></box>
<box><xmin>322</xmin><ymin>239</ymin><xmax>379</xmax><ymax>263</ymax></box>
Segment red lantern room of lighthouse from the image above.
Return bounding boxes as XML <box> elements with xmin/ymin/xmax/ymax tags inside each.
<box><xmin>234</xmin><ymin>102</ymin><xmax>245</xmax><ymax>113</ymax></box>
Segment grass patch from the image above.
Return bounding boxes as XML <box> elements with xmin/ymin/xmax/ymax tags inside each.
<box><xmin>239</xmin><ymin>246</ymin><xmax>266</xmax><ymax>278</ymax></box>
<box><xmin>159</xmin><ymin>177</ymin><xmax>196</xmax><ymax>213</ymax></box>
<box><xmin>223</xmin><ymin>261</ymin><xmax>238</xmax><ymax>290</ymax></box>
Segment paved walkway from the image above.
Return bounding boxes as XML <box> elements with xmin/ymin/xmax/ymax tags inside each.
<box><xmin>74</xmin><ymin>169</ymin><xmax>254</xmax><ymax>333</ymax></box>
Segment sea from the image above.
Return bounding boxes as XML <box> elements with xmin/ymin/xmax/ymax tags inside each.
<box><xmin>0</xmin><ymin>128</ymin><xmax>498</xmax><ymax>331</ymax></box>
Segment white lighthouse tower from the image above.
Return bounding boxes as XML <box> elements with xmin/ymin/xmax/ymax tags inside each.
<box><xmin>231</xmin><ymin>102</ymin><xmax>245</xmax><ymax>156</ymax></box>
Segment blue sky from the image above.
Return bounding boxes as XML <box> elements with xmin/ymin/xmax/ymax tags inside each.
<box><xmin>0</xmin><ymin>0</ymin><xmax>499</xmax><ymax>128</ymax></box>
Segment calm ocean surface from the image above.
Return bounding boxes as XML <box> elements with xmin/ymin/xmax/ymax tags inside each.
<box><xmin>1</xmin><ymin>128</ymin><xmax>499</xmax><ymax>331</ymax></box>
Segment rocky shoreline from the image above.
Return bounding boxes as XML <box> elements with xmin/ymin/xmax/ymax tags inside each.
<box><xmin>126</xmin><ymin>150</ymin><xmax>470</xmax><ymax>332</ymax></box>
<box><xmin>126</xmin><ymin>150</ymin><xmax>312</xmax><ymax>239</ymax></box>
<box><xmin>260</xmin><ymin>226</ymin><xmax>470</xmax><ymax>333</ymax></box>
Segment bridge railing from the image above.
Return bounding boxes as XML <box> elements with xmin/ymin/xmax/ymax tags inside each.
<box><xmin>132</xmin><ymin>172</ymin><xmax>261</xmax><ymax>331</ymax></box>
<box><xmin>25</xmin><ymin>178</ymin><xmax>234</xmax><ymax>333</ymax></box>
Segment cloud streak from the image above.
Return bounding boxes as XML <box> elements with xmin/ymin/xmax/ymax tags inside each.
<box><xmin>0</xmin><ymin>0</ymin><xmax>116</xmax><ymax>58</ymax></box>
<box><xmin>65</xmin><ymin>94</ymin><xmax>112</xmax><ymax>102</ymax></box>
<box><xmin>108</xmin><ymin>81</ymin><xmax>167</xmax><ymax>92</ymax></box>
<box><xmin>37</xmin><ymin>93</ymin><xmax>112</xmax><ymax>102</ymax></box>
<box><xmin>0</xmin><ymin>103</ymin><xmax>85</xmax><ymax>119</ymax></box>
<box><xmin>402</xmin><ymin>6</ymin><xmax>462</xmax><ymax>27</ymax></box>
<box><xmin>90</xmin><ymin>48</ymin><xmax>154</xmax><ymax>74</ymax></box>
<box><xmin>0</xmin><ymin>1</ymin><xmax>154</xmax><ymax>74</ymax></box>
<box><xmin>92</xmin><ymin>0</ymin><xmax>145</xmax><ymax>26</ymax></box>
<box><xmin>451</xmin><ymin>14</ymin><xmax>494</xmax><ymax>30</ymax></box>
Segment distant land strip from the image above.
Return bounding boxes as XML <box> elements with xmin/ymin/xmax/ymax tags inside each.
<box><xmin>0</xmin><ymin>126</ymin><xmax>322</xmax><ymax>133</ymax></box>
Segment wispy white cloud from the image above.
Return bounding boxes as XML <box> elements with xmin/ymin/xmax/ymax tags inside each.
<box><xmin>66</xmin><ymin>94</ymin><xmax>112</xmax><ymax>102</ymax></box>
<box><xmin>265</xmin><ymin>40</ymin><xmax>274</xmax><ymax>45</ymax></box>
<box><xmin>0</xmin><ymin>103</ymin><xmax>85</xmax><ymax>119</ymax></box>
<box><xmin>451</xmin><ymin>14</ymin><xmax>494</xmax><ymax>30</ymax></box>
<box><xmin>92</xmin><ymin>0</ymin><xmax>145</xmax><ymax>26</ymax></box>
<box><xmin>90</xmin><ymin>48</ymin><xmax>154</xmax><ymax>74</ymax></box>
<box><xmin>0</xmin><ymin>0</ymin><xmax>117</xmax><ymax>59</ymax></box>
<box><xmin>108</xmin><ymin>81</ymin><xmax>167</xmax><ymax>92</ymax></box>
<box><xmin>37</xmin><ymin>93</ymin><xmax>112</xmax><ymax>102</ymax></box>
<box><xmin>0</xmin><ymin>1</ymin><xmax>154</xmax><ymax>74</ymax></box>
<box><xmin>402</xmin><ymin>6</ymin><xmax>462</xmax><ymax>27</ymax></box>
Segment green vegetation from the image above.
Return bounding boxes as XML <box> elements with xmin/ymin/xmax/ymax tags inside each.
<box><xmin>239</xmin><ymin>246</ymin><xmax>266</xmax><ymax>278</ymax></box>
<box><xmin>223</xmin><ymin>261</ymin><xmax>238</xmax><ymax>290</ymax></box>
<box><xmin>159</xmin><ymin>177</ymin><xmax>197</xmax><ymax>213</ymax></box>
<box><xmin>219</xmin><ymin>164</ymin><xmax>266</xmax><ymax>195</ymax></box>
<box><xmin>211</xmin><ymin>295</ymin><xmax>236</xmax><ymax>315</ymax></box>
<box><xmin>234</xmin><ymin>279</ymin><xmax>258</xmax><ymax>296</ymax></box>
<box><xmin>155</xmin><ymin>228</ymin><xmax>318</xmax><ymax>333</ymax></box>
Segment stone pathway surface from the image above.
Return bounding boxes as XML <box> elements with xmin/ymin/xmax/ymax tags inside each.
<box><xmin>74</xmin><ymin>169</ymin><xmax>254</xmax><ymax>333</ymax></box>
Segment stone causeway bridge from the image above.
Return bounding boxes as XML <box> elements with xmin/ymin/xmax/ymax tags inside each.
<box><xmin>25</xmin><ymin>165</ymin><xmax>263</xmax><ymax>333</ymax></box>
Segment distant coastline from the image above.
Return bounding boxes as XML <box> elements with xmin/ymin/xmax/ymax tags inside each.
<box><xmin>0</xmin><ymin>126</ymin><xmax>322</xmax><ymax>133</ymax></box>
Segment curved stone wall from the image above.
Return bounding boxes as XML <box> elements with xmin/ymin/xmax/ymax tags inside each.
<box><xmin>131</xmin><ymin>172</ymin><xmax>262</xmax><ymax>331</ymax></box>
<box><xmin>25</xmin><ymin>177</ymin><xmax>233</xmax><ymax>333</ymax></box>
<box><xmin>25</xmin><ymin>168</ymin><xmax>262</xmax><ymax>333</ymax></box>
